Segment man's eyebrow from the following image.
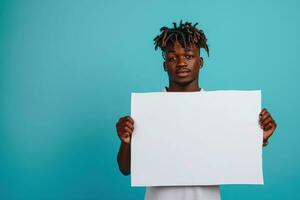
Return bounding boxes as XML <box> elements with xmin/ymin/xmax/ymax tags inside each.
<box><xmin>185</xmin><ymin>48</ymin><xmax>193</xmax><ymax>51</ymax></box>
<box><xmin>166</xmin><ymin>50</ymin><xmax>176</xmax><ymax>53</ymax></box>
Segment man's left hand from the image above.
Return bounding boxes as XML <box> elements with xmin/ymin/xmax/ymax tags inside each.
<box><xmin>259</xmin><ymin>108</ymin><xmax>277</xmax><ymax>146</ymax></box>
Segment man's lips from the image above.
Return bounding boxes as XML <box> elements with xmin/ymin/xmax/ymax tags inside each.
<box><xmin>176</xmin><ymin>69</ymin><xmax>191</xmax><ymax>77</ymax></box>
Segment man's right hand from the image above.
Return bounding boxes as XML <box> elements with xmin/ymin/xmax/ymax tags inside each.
<box><xmin>116</xmin><ymin>116</ymin><xmax>134</xmax><ymax>144</ymax></box>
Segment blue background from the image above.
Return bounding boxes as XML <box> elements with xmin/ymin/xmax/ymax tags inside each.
<box><xmin>1</xmin><ymin>0</ymin><xmax>299</xmax><ymax>199</ymax></box>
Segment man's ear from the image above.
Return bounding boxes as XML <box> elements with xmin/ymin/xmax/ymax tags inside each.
<box><xmin>163</xmin><ymin>61</ymin><xmax>167</xmax><ymax>71</ymax></box>
<box><xmin>199</xmin><ymin>57</ymin><xmax>204</xmax><ymax>69</ymax></box>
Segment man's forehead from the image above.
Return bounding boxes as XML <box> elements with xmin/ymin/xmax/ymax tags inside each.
<box><xmin>165</xmin><ymin>42</ymin><xmax>199</xmax><ymax>53</ymax></box>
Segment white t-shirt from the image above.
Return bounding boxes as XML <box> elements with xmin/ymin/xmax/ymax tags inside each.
<box><xmin>144</xmin><ymin>88</ymin><xmax>221</xmax><ymax>200</ymax></box>
<box><xmin>145</xmin><ymin>186</ymin><xmax>220</xmax><ymax>200</ymax></box>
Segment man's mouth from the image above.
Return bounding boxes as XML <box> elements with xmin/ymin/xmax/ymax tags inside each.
<box><xmin>176</xmin><ymin>70</ymin><xmax>191</xmax><ymax>77</ymax></box>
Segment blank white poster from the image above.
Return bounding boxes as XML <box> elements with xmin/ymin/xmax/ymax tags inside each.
<box><xmin>131</xmin><ymin>90</ymin><xmax>263</xmax><ymax>186</ymax></box>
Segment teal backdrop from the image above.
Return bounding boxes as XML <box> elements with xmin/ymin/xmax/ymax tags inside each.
<box><xmin>1</xmin><ymin>0</ymin><xmax>299</xmax><ymax>199</ymax></box>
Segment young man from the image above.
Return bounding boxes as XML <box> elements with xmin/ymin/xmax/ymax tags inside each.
<box><xmin>116</xmin><ymin>21</ymin><xmax>277</xmax><ymax>200</ymax></box>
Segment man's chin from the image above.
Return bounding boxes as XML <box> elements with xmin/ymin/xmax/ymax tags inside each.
<box><xmin>174</xmin><ymin>79</ymin><xmax>195</xmax><ymax>87</ymax></box>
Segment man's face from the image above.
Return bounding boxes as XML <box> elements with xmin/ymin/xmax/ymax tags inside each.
<box><xmin>163</xmin><ymin>41</ymin><xmax>203</xmax><ymax>87</ymax></box>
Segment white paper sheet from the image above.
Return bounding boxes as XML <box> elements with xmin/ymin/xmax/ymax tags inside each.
<box><xmin>131</xmin><ymin>90</ymin><xmax>263</xmax><ymax>186</ymax></box>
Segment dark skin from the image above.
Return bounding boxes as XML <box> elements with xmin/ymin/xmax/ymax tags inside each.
<box><xmin>117</xmin><ymin>41</ymin><xmax>277</xmax><ymax>175</ymax></box>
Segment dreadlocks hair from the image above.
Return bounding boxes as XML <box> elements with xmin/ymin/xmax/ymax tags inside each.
<box><xmin>153</xmin><ymin>20</ymin><xmax>209</xmax><ymax>58</ymax></box>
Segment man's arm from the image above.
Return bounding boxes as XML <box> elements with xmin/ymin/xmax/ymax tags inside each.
<box><xmin>117</xmin><ymin>142</ymin><xmax>131</xmax><ymax>175</ymax></box>
<box><xmin>116</xmin><ymin>116</ymin><xmax>134</xmax><ymax>175</ymax></box>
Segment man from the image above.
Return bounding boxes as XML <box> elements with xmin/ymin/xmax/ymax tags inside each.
<box><xmin>116</xmin><ymin>21</ymin><xmax>277</xmax><ymax>200</ymax></box>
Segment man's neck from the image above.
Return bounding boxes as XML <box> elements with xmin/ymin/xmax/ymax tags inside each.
<box><xmin>167</xmin><ymin>82</ymin><xmax>201</xmax><ymax>92</ymax></box>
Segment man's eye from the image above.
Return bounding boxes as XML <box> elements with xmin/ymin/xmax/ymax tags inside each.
<box><xmin>168</xmin><ymin>57</ymin><xmax>176</xmax><ymax>62</ymax></box>
<box><xmin>185</xmin><ymin>55</ymin><xmax>194</xmax><ymax>59</ymax></box>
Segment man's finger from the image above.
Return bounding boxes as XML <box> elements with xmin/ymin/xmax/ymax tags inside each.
<box><xmin>264</xmin><ymin>122</ymin><xmax>275</xmax><ymax>131</ymax></box>
<box><xmin>262</xmin><ymin>117</ymin><xmax>273</xmax><ymax>126</ymax></box>
<box><xmin>126</xmin><ymin>121</ymin><xmax>134</xmax><ymax>131</ymax></box>
<box><xmin>124</xmin><ymin>127</ymin><xmax>133</xmax><ymax>135</ymax></box>
<box><xmin>260</xmin><ymin>112</ymin><xmax>270</xmax><ymax>121</ymax></box>
<box><xmin>260</xmin><ymin>108</ymin><xmax>267</xmax><ymax>116</ymax></box>
<box><xmin>119</xmin><ymin>117</ymin><xmax>126</xmax><ymax>123</ymax></box>
<box><xmin>126</xmin><ymin>116</ymin><xmax>134</xmax><ymax>124</ymax></box>
<box><xmin>121</xmin><ymin>131</ymin><xmax>130</xmax><ymax>138</ymax></box>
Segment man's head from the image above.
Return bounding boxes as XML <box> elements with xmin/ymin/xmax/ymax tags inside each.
<box><xmin>153</xmin><ymin>21</ymin><xmax>209</xmax><ymax>89</ymax></box>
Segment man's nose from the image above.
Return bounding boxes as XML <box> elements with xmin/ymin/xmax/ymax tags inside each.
<box><xmin>176</xmin><ymin>56</ymin><xmax>187</xmax><ymax>67</ymax></box>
